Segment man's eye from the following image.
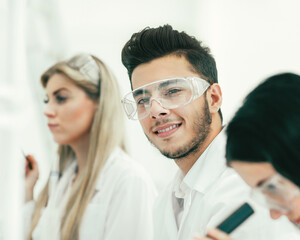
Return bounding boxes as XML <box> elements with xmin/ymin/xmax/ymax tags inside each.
<box><xmin>166</xmin><ymin>88</ymin><xmax>182</xmax><ymax>95</ymax></box>
<box><xmin>56</xmin><ymin>95</ymin><xmax>67</xmax><ymax>103</ymax></box>
<box><xmin>137</xmin><ymin>97</ymin><xmax>150</xmax><ymax>105</ymax></box>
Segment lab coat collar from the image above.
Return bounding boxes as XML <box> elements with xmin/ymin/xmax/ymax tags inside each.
<box><xmin>173</xmin><ymin>128</ymin><xmax>228</xmax><ymax>195</ymax></box>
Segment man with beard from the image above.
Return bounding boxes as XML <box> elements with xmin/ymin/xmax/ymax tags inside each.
<box><xmin>120</xmin><ymin>25</ymin><xmax>299</xmax><ymax>240</ymax></box>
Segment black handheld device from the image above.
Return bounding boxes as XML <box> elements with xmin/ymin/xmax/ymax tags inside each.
<box><xmin>215</xmin><ymin>202</ymin><xmax>254</xmax><ymax>234</ymax></box>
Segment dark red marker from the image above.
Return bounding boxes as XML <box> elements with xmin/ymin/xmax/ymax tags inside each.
<box><xmin>22</xmin><ymin>151</ymin><xmax>33</xmax><ymax>170</ymax></box>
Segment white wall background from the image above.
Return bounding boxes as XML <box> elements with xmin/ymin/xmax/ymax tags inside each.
<box><xmin>1</xmin><ymin>0</ymin><xmax>299</xmax><ymax>238</ymax></box>
<box><xmin>196</xmin><ymin>0</ymin><xmax>300</xmax><ymax>123</ymax></box>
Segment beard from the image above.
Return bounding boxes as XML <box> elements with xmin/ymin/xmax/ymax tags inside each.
<box><xmin>147</xmin><ymin>98</ymin><xmax>212</xmax><ymax>160</ymax></box>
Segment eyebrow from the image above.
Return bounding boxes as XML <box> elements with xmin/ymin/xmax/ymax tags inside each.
<box><xmin>157</xmin><ymin>80</ymin><xmax>175</xmax><ymax>89</ymax></box>
<box><xmin>133</xmin><ymin>89</ymin><xmax>150</xmax><ymax>98</ymax></box>
<box><xmin>132</xmin><ymin>80</ymin><xmax>177</xmax><ymax>98</ymax></box>
<box><xmin>53</xmin><ymin>88</ymin><xmax>69</xmax><ymax>96</ymax></box>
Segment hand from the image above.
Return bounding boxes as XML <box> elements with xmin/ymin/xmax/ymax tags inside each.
<box><xmin>194</xmin><ymin>228</ymin><xmax>233</xmax><ymax>240</ymax></box>
<box><xmin>25</xmin><ymin>154</ymin><xmax>39</xmax><ymax>202</ymax></box>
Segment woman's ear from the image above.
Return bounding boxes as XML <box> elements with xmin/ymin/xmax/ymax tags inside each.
<box><xmin>206</xmin><ymin>83</ymin><xmax>222</xmax><ymax>114</ymax></box>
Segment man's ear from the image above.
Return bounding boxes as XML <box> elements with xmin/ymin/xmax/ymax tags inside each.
<box><xmin>206</xmin><ymin>83</ymin><xmax>222</xmax><ymax>113</ymax></box>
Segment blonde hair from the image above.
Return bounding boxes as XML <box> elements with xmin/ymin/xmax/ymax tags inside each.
<box><xmin>28</xmin><ymin>55</ymin><xmax>126</xmax><ymax>240</ymax></box>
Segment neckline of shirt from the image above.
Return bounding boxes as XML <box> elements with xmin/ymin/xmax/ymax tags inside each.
<box><xmin>172</xmin><ymin>128</ymin><xmax>228</xmax><ymax>196</ymax></box>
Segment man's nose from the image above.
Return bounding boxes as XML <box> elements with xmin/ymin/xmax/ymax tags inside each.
<box><xmin>149</xmin><ymin>99</ymin><xmax>170</xmax><ymax>120</ymax></box>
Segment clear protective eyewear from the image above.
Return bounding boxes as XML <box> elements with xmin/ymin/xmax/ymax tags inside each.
<box><xmin>251</xmin><ymin>173</ymin><xmax>300</xmax><ymax>213</ymax></box>
<box><xmin>121</xmin><ymin>77</ymin><xmax>210</xmax><ymax>120</ymax></box>
<box><xmin>67</xmin><ymin>54</ymin><xmax>100</xmax><ymax>86</ymax></box>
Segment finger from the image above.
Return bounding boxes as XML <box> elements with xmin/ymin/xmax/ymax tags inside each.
<box><xmin>25</xmin><ymin>158</ymin><xmax>33</xmax><ymax>173</ymax></box>
<box><xmin>207</xmin><ymin>228</ymin><xmax>232</xmax><ymax>240</ymax></box>
<box><xmin>193</xmin><ymin>234</ymin><xmax>213</xmax><ymax>240</ymax></box>
<box><xmin>26</xmin><ymin>155</ymin><xmax>37</xmax><ymax>170</ymax></box>
<box><xmin>25</xmin><ymin>155</ymin><xmax>39</xmax><ymax>179</ymax></box>
<box><xmin>194</xmin><ymin>237</ymin><xmax>212</xmax><ymax>240</ymax></box>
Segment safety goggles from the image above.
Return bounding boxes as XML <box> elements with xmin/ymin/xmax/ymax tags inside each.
<box><xmin>251</xmin><ymin>173</ymin><xmax>300</xmax><ymax>213</ymax></box>
<box><xmin>67</xmin><ymin>54</ymin><xmax>100</xmax><ymax>85</ymax></box>
<box><xmin>121</xmin><ymin>77</ymin><xmax>210</xmax><ymax>120</ymax></box>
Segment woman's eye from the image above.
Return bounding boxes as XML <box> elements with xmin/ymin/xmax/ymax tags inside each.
<box><xmin>56</xmin><ymin>95</ymin><xmax>67</xmax><ymax>103</ymax></box>
<box><xmin>266</xmin><ymin>184</ymin><xmax>277</xmax><ymax>193</ymax></box>
<box><xmin>43</xmin><ymin>98</ymin><xmax>49</xmax><ymax>104</ymax></box>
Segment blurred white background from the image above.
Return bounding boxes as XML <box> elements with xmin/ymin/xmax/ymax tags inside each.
<box><xmin>1</xmin><ymin>0</ymin><xmax>300</xmax><ymax>238</ymax></box>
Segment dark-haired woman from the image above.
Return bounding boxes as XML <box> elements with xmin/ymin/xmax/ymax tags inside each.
<box><xmin>196</xmin><ymin>73</ymin><xmax>300</xmax><ymax>240</ymax></box>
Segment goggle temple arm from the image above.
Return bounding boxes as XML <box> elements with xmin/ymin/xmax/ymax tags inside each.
<box><xmin>191</xmin><ymin>78</ymin><xmax>210</xmax><ymax>100</ymax></box>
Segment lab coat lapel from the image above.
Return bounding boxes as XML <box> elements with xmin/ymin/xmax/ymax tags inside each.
<box><xmin>154</xmin><ymin>186</ymin><xmax>178</xmax><ymax>240</ymax></box>
<box><xmin>177</xmin><ymin>191</ymin><xmax>192</xmax><ymax>239</ymax></box>
<box><xmin>165</xmin><ymin>191</ymin><xmax>179</xmax><ymax>240</ymax></box>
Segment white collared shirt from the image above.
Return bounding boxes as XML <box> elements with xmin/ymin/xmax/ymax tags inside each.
<box><xmin>23</xmin><ymin>147</ymin><xmax>157</xmax><ymax>240</ymax></box>
<box><xmin>153</xmin><ymin>129</ymin><xmax>300</xmax><ymax>240</ymax></box>
<box><xmin>173</xmin><ymin>171</ymin><xmax>186</xmax><ymax>228</ymax></box>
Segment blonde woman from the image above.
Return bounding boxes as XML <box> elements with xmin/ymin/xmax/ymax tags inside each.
<box><xmin>24</xmin><ymin>54</ymin><xmax>156</xmax><ymax>240</ymax></box>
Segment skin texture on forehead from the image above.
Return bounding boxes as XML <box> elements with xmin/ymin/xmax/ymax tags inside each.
<box><xmin>132</xmin><ymin>55</ymin><xmax>198</xmax><ymax>89</ymax></box>
<box><xmin>230</xmin><ymin>161</ymin><xmax>277</xmax><ymax>188</ymax></box>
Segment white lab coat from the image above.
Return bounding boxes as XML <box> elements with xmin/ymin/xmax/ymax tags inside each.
<box><xmin>23</xmin><ymin>147</ymin><xmax>157</xmax><ymax>240</ymax></box>
<box><xmin>153</xmin><ymin>129</ymin><xmax>300</xmax><ymax>240</ymax></box>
